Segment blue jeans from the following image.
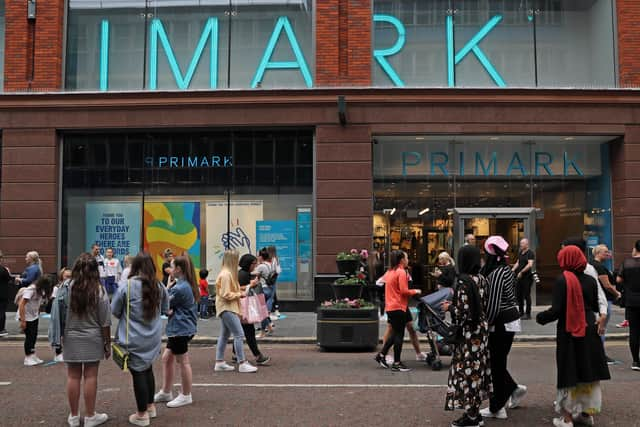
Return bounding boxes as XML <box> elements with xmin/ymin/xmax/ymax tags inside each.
<box><xmin>217</xmin><ymin>311</ymin><xmax>246</xmax><ymax>362</ymax></box>
<box><xmin>199</xmin><ymin>296</ymin><xmax>209</xmax><ymax>318</ymax></box>
<box><xmin>260</xmin><ymin>286</ymin><xmax>275</xmax><ymax>330</ymax></box>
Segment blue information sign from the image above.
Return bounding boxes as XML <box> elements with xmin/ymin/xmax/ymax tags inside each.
<box><xmin>256</xmin><ymin>220</ymin><xmax>296</xmax><ymax>283</ymax></box>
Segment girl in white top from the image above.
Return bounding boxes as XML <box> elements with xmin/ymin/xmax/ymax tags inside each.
<box><xmin>19</xmin><ymin>275</ymin><xmax>52</xmax><ymax>366</ymax></box>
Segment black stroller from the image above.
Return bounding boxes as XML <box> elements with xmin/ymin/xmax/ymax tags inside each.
<box><xmin>416</xmin><ymin>289</ymin><xmax>456</xmax><ymax>371</ymax></box>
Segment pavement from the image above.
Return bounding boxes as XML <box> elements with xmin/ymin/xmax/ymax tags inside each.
<box><xmin>1</xmin><ymin>306</ymin><xmax>629</xmax><ymax>344</ymax></box>
<box><xmin>0</xmin><ymin>341</ymin><xmax>639</xmax><ymax>426</ymax></box>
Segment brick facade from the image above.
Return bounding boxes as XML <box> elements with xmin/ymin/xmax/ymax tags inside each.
<box><xmin>315</xmin><ymin>0</ymin><xmax>372</xmax><ymax>87</ymax></box>
<box><xmin>0</xmin><ymin>129</ymin><xmax>58</xmax><ymax>274</ymax></box>
<box><xmin>4</xmin><ymin>0</ymin><xmax>65</xmax><ymax>91</ymax></box>
<box><xmin>617</xmin><ymin>0</ymin><xmax>640</xmax><ymax>87</ymax></box>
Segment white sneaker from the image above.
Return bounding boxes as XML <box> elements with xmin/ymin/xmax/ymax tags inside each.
<box><xmin>385</xmin><ymin>355</ymin><xmax>394</xmax><ymax>365</ymax></box>
<box><xmin>416</xmin><ymin>352</ymin><xmax>428</xmax><ymax>361</ymax></box>
<box><xmin>128</xmin><ymin>414</ymin><xmax>149</xmax><ymax>426</ymax></box>
<box><xmin>154</xmin><ymin>390</ymin><xmax>173</xmax><ymax>403</ymax></box>
<box><xmin>270</xmin><ymin>314</ymin><xmax>279</xmax><ymax>321</ymax></box>
<box><xmin>84</xmin><ymin>412</ymin><xmax>108</xmax><ymax>427</ymax></box>
<box><xmin>147</xmin><ymin>406</ymin><xmax>157</xmax><ymax>418</ymax></box>
<box><xmin>274</xmin><ymin>310</ymin><xmax>281</xmax><ymax>317</ymax></box>
<box><xmin>238</xmin><ymin>361</ymin><xmax>258</xmax><ymax>373</ymax></box>
<box><xmin>508</xmin><ymin>384</ymin><xmax>528</xmax><ymax>409</ymax></box>
<box><xmin>24</xmin><ymin>355</ymin><xmax>41</xmax><ymax>366</ymax></box>
<box><xmin>552</xmin><ymin>417</ymin><xmax>573</xmax><ymax>427</ymax></box>
<box><xmin>54</xmin><ymin>354</ymin><xmax>64</xmax><ymax>363</ymax></box>
<box><xmin>67</xmin><ymin>414</ymin><xmax>80</xmax><ymax>427</ymax></box>
<box><xmin>480</xmin><ymin>407</ymin><xmax>507</xmax><ymax>419</ymax></box>
<box><xmin>167</xmin><ymin>393</ymin><xmax>192</xmax><ymax>408</ymax></box>
<box><xmin>214</xmin><ymin>361</ymin><xmax>235</xmax><ymax>372</ymax></box>
<box><xmin>33</xmin><ymin>355</ymin><xmax>44</xmax><ymax>364</ymax></box>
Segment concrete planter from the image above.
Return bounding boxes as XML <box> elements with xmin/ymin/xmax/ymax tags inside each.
<box><xmin>316</xmin><ymin>306</ymin><xmax>379</xmax><ymax>350</ymax></box>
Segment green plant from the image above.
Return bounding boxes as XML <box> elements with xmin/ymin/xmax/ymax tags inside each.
<box><xmin>334</xmin><ymin>277</ymin><xmax>366</xmax><ymax>286</ymax></box>
<box><xmin>336</xmin><ymin>251</ymin><xmax>360</xmax><ymax>261</ymax></box>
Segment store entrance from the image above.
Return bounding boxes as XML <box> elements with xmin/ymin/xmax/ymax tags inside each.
<box><xmin>453</xmin><ymin>208</ymin><xmax>537</xmax><ymax>304</ymax></box>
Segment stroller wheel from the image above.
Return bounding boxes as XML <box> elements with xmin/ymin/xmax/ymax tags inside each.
<box><xmin>432</xmin><ymin>360</ymin><xmax>443</xmax><ymax>371</ymax></box>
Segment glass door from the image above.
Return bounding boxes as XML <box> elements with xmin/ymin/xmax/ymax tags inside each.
<box><xmin>453</xmin><ymin>208</ymin><xmax>537</xmax><ymax>303</ymax></box>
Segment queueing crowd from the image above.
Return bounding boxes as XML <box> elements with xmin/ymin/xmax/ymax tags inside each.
<box><xmin>0</xmin><ymin>245</ymin><xmax>282</xmax><ymax>427</ymax></box>
<box><xmin>373</xmin><ymin>236</ymin><xmax>640</xmax><ymax>427</ymax></box>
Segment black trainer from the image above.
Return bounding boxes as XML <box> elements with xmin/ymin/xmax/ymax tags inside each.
<box><xmin>256</xmin><ymin>354</ymin><xmax>271</xmax><ymax>366</ymax></box>
<box><xmin>632</xmin><ymin>361</ymin><xmax>640</xmax><ymax>371</ymax></box>
<box><xmin>451</xmin><ymin>414</ymin><xmax>482</xmax><ymax>427</ymax></box>
<box><xmin>390</xmin><ymin>362</ymin><xmax>411</xmax><ymax>372</ymax></box>
<box><xmin>374</xmin><ymin>353</ymin><xmax>389</xmax><ymax>369</ymax></box>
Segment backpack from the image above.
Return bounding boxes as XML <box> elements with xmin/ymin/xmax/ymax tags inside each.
<box><xmin>14</xmin><ymin>284</ymin><xmax>36</xmax><ymax>305</ymax></box>
<box><xmin>263</xmin><ymin>263</ymin><xmax>279</xmax><ymax>287</ymax></box>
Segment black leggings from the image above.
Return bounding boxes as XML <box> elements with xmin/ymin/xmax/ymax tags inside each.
<box><xmin>130</xmin><ymin>367</ymin><xmax>155</xmax><ymax>413</ymax></box>
<box><xmin>489</xmin><ymin>323</ymin><xmax>518</xmax><ymax>413</ymax></box>
<box><xmin>628</xmin><ymin>307</ymin><xmax>640</xmax><ymax>364</ymax></box>
<box><xmin>381</xmin><ymin>310</ymin><xmax>407</xmax><ymax>363</ymax></box>
<box><xmin>24</xmin><ymin>319</ymin><xmax>39</xmax><ymax>355</ymax></box>
<box><xmin>232</xmin><ymin>323</ymin><xmax>261</xmax><ymax>358</ymax></box>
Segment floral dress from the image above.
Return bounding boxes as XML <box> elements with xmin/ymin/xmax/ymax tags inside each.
<box><xmin>445</xmin><ymin>274</ymin><xmax>492</xmax><ymax>412</ymax></box>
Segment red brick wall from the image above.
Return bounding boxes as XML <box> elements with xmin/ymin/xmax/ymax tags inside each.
<box><xmin>617</xmin><ymin>0</ymin><xmax>640</xmax><ymax>87</ymax></box>
<box><xmin>316</xmin><ymin>0</ymin><xmax>372</xmax><ymax>87</ymax></box>
<box><xmin>0</xmin><ymin>129</ymin><xmax>58</xmax><ymax>274</ymax></box>
<box><xmin>612</xmin><ymin>127</ymin><xmax>640</xmax><ymax>264</ymax></box>
<box><xmin>4</xmin><ymin>0</ymin><xmax>65</xmax><ymax>91</ymax></box>
<box><xmin>315</xmin><ymin>125</ymin><xmax>373</xmax><ymax>273</ymax></box>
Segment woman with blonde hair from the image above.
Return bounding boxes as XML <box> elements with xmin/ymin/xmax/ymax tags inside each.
<box><xmin>431</xmin><ymin>251</ymin><xmax>456</xmax><ymax>289</ymax></box>
<box><xmin>16</xmin><ymin>251</ymin><xmax>43</xmax><ymax>288</ymax></box>
<box><xmin>214</xmin><ymin>250</ymin><xmax>257</xmax><ymax>373</ymax></box>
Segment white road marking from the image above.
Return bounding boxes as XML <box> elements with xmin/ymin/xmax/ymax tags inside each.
<box><xmin>0</xmin><ymin>382</ymin><xmax>11</xmax><ymax>386</ymax></box>
<box><xmin>182</xmin><ymin>383</ymin><xmax>446</xmax><ymax>388</ymax></box>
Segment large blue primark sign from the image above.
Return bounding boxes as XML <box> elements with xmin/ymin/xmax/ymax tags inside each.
<box><xmin>374</xmin><ymin>14</ymin><xmax>506</xmax><ymax>88</ymax></box>
<box><xmin>98</xmin><ymin>16</ymin><xmax>312</xmax><ymax>91</ymax></box>
<box><xmin>95</xmin><ymin>13</ymin><xmax>514</xmax><ymax>90</ymax></box>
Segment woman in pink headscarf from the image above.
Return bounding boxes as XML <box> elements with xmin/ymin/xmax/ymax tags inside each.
<box><xmin>536</xmin><ymin>246</ymin><xmax>610</xmax><ymax>427</ymax></box>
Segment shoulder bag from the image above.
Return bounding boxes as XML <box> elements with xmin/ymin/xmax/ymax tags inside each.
<box><xmin>112</xmin><ymin>280</ymin><xmax>130</xmax><ymax>372</ymax></box>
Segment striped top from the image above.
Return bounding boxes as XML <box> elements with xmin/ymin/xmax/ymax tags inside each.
<box><xmin>485</xmin><ymin>265</ymin><xmax>519</xmax><ymax>325</ymax></box>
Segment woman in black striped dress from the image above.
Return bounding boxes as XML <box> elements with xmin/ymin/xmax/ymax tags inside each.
<box><xmin>479</xmin><ymin>236</ymin><xmax>528</xmax><ymax>421</ymax></box>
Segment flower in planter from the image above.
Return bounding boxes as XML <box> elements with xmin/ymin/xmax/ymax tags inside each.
<box><xmin>360</xmin><ymin>249</ymin><xmax>369</xmax><ymax>260</ymax></box>
<box><xmin>320</xmin><ymin>298</ymin><xmax>374</xmax><ymax>310</ymax></box>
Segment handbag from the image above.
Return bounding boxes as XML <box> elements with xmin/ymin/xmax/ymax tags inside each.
<box><xmin>112</xmin><ymin>280</ymin><xmax>130</xmax><ymax>372</ymax></box>
<box><xmin>240</xmin><ymin>291</ymin><xmax>269</xmax><ymax>324</ymax></box>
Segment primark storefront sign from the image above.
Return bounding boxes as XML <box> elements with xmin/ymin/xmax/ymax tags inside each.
<box><xmin>373</xmin><ymin>139</ymin><xmax>603</xmax><ymax>178</ymax></box>
<box><xmin>66</xmin><ymin>0</ymin><xmax>616</xmax><ymax>91</ymax></box>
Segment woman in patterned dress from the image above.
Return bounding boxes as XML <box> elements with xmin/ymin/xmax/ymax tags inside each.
<box><xmin>444</xmin><ymin>245</ymin><xmax>492</xmax><ymax>427</ymax></box>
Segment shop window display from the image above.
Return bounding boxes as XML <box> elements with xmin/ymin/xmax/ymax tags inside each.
<box><xmin>373</xmin><ymin>135</ymin><xmax>614</xmax><ymax>304</ymax></box>
<box><xmin>62</xmin><ymin>130</ymin><xmax>314</xmax><ymax>301</ymax></box>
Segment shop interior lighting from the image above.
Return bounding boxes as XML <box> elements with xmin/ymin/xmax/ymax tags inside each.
<box><xmin>415</xmin><ymin>136</ymin><xmax>425</xmax><ymax>140</ymax></box>
<box><xmin>418</xmin><ymin>208</ymin><xmax>430</xmax><ymax>215</ymax></box>
<box><xmin>564</xmin><ymin>137</ymin><xmax>575</xmax><ymax>141</ymax></box>
<box><xmin>390</xmin><ymin>208</ymin><xmax>396</xmax><ymax>216</ymax></box>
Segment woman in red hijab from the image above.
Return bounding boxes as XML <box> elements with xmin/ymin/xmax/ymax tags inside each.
<box><xmin>537</xmin><ymin>246</ymin><xmax>610</xmax><ymax>427</ymax></box>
